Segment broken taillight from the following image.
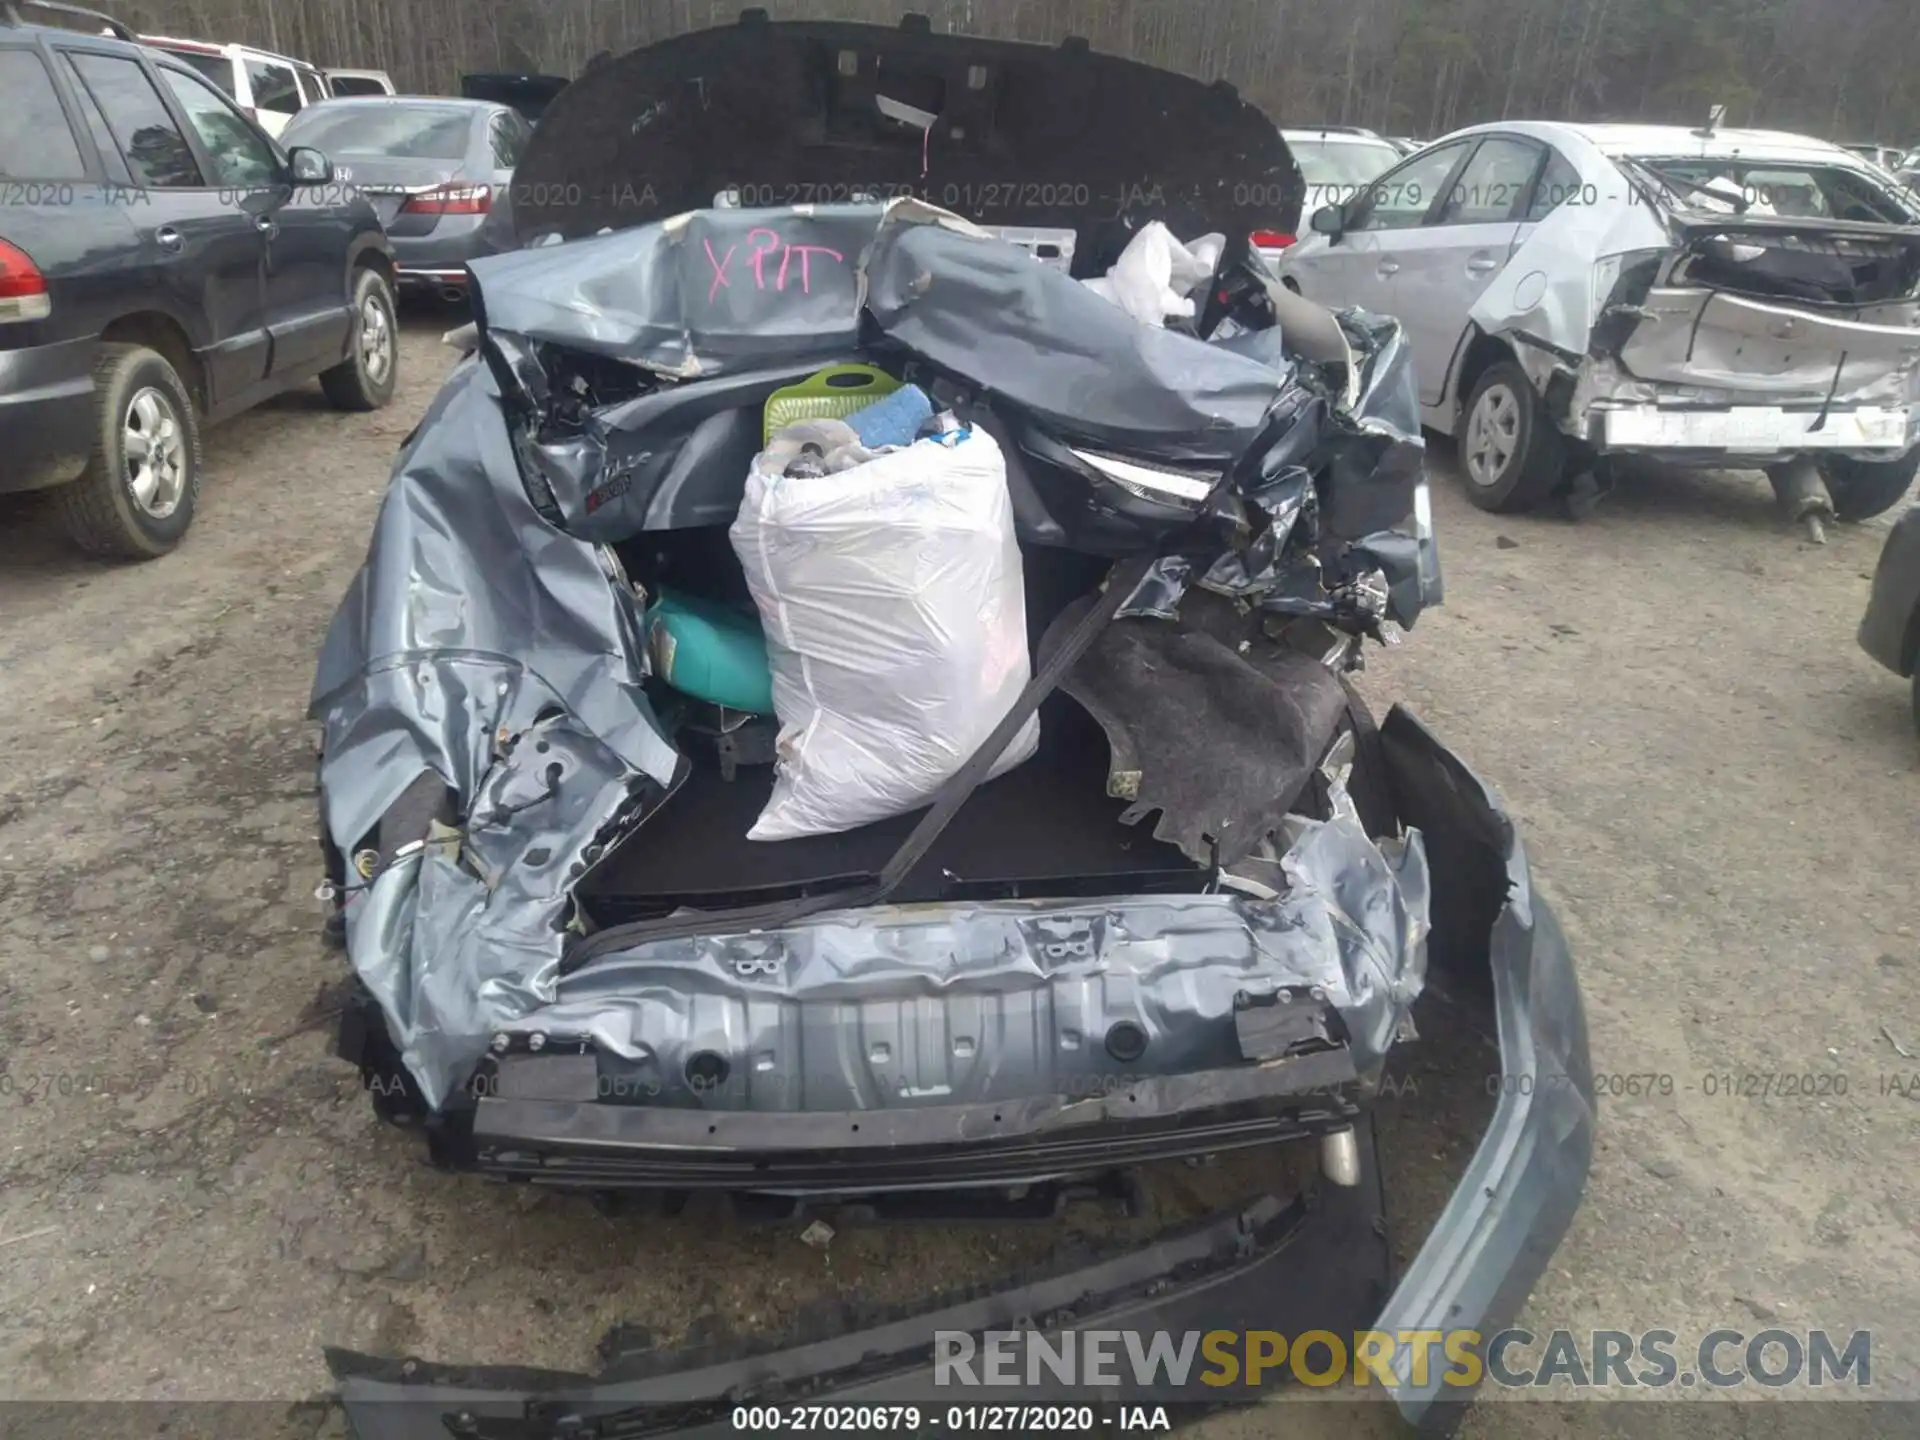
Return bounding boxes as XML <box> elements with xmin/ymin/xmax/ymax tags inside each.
<box><xmin>1250</xmin><ymin>229</ymin><xmax>1297</xmax><ymax>250</ymax></box>
<box><xmin>0</xmin><ymin>238</ymin><xmax>50</xmax><ymax>323</ymax></box>
<box><xmin>401</xmin><ymin>184</ymin><xmax>492</xmax><ymax>216</ymax></box>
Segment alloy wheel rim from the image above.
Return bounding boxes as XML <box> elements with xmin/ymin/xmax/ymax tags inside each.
<box><xmin>360</xmin><ymin>292</ymin><xmax>393</xmax><ymax>383</ymax></box>
<box><xmin>123</xmin><ymin>386</ymin><xmax>186</xmax><ymax>519</ymax></box>
<box><xmin>1465</xmin><ymin>383</ymin><xmax>1521</xmax><ymax>487</ymax></box>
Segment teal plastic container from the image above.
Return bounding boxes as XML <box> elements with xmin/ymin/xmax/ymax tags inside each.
<box><xmin>644</xmin><ymin>588</ymin><xmax>776</xmax><ymax>715</ymax></box>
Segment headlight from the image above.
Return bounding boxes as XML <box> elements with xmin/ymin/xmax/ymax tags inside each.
<box><xmin>1067</xmin><ymin>448</ymin><xmax>1217</xmax><ymax>506</ymax></box>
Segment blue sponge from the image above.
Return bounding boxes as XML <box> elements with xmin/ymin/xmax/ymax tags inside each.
<box><xmin>843</xmin><ymin>383</ymin><xmax>935</xmax><ymax>449</ymax></box>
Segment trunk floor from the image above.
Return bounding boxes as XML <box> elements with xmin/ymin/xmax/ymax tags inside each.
<box><xmin>580</xmin><ymin>713</ymin><xmax>1203</xmax><ymax>914</ymax></box>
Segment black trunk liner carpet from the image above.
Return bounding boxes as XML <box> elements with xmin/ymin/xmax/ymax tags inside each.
<box><xmin>1044</xmin><ymin>590</ymin><xmax>1351</xmax><ymax>869</ymax></box>
<box><xmin>578</xmin><ymin>700</ymin><xmax>1203</xmax><ymax>921</ymax></box>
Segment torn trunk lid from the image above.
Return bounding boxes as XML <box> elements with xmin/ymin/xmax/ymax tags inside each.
<box><xmin>503</xmin><ymin>11</ymin><xmax>1303</xmax><ymax>273</ymax></box>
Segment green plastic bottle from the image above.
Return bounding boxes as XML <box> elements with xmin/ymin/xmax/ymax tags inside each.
<box><xmin>644</xmin><ymin>587</ymin><xmax>776</xmax><ymax>716</ymax></box>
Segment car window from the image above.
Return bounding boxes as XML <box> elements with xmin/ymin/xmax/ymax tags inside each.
<box><xmin>159</xmin><ymin>65</ymin><xmax>278</xmax><ymax>189</ymax></box>
<box><xmin>328</xmin><ymin>75</ymin><xmax>388</xmax><ymax>97</ymax></box>
<box><xmin>156</xmin><ymin>48</ymin><xmax>235</xmax><ymax>98</ymax></box>
<box><xmin>1527</xmin><ymin>149</ymin><xmax>1585</xmax><ymax>221</ymax></box>
<box><xmin>1638</xmin><ymin>157</ymin><xmax>1912</xmax><ymax>225</ymax></box>
<box><xmin>489</xmin><ymin>113</ymin><xmax>525</xmax><ymax>168</ymax></box>
<box><xmin>282</xmin><ymin>104</ymin><xmax>473</xmax><ymax>160</ymax></box>
<box><xmin>67</xmin><ymin>52</ymin><xmax>203</xmax><ymax>188</ymax></box>
<box><xmin>247</xmin><ymin>59</ymin><xmax>301</xmax><ymax>117</ymax></box>
<box><xmin>0</xmin><ymin>49</ymin><xmax>88</xmax><ymax>180</ymax></box>
<box><xmin>63</xmin><ymin>61</ymin><xmax>131</xmax><ymax>185</ymax></box>
<box><xmin>1436</xmin><ymin>137</ymin><xmax>1543</xmax><ymax>225</ymax></box>
<box><xmin>1289</xmin><ymin>138</ymin><xmax>1403</xmax><ymax>188</ymax></box>
<box><xmin>1346</xmin><ymin>140</ymin><xmax>1469</xmax><ymax>232</ymax></box>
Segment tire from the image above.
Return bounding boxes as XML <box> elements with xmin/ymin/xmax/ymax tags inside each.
<box><xmin>1912</xmin><ymin>670</ymin><xmax>1920</xmax><ymax>739</ymax></box>
<box><xmin>1819</xmin><ymin>449</ymin><xmax>1920</xmax><ymax>523</ymax></box>
<box><xmin>55</xmin><ymin>343</ymin><xmax>203</xmax><ymax>560</ymax></box>
<box><xmin>1458</xmin><ymin>360</ymin><xmax>1566</xmax><ymax>513</ymax></box>
<box><xmin>320</xmin><ymin>266</ymin><xmax>398</xmax><ymax>411</ymax></box>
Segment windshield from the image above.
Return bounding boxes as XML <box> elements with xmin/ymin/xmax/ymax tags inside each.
<box><xmin>153</xmin><ymin>47</ymin><xmax>234</xmax><ymax>97</ymax></box>
<box><xmin>282</xmin><ymin>104</ymin><xmax>472</xmax><ymax>160</ymax></box>
<box><xmin>1633</xmin><ymin>157</ymin><xmax>1913</xmax><ymax>224</ymax></box>
<box><xmin>1289</xmin><ymin>138</ymin><xmax>1403</xmax><ymax>187</ymax></box>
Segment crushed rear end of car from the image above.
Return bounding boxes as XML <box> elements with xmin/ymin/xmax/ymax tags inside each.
<box><xmin>1469</xmin><ymin>144</ymin><xmax>1920</xmax><ymax>525</ymax></box>
<box><xmin>311</xmin><ymin>16</ymin><xmax>1591</xmax><ymax>1434</ymax></box>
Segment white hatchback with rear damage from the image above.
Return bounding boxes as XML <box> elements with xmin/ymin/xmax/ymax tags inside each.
<box><xmin>1275</xmin><ymin>120</ymin><xmax>1920</xmax><ymax>532</ymax></box>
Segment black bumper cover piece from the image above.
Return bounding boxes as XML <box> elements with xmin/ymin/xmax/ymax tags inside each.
<box><xmin>327</xmin><ymin>707</ymin><xmax>1594</xmax><ymax>1434</ymax></box>
<box><xmin>331</xmin><ymin>1125</ymin><xmax>1390</xmax><ymax>1440</ymax></box>
<box><xmin>469</xmin><ymin>1044</ymin><xmax>1360</xmax><ymax>1192</ymax></box>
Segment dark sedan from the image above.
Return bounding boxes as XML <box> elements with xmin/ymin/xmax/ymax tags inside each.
<box><xmin>280</xmin><ymin>97</ymin><xmax>529</xmax><ymax>299</ymax></box>
<box><xmin>1859</xmin><ymin>504</ymin><xmax>1920</xmax><ymax>731</ymax></box>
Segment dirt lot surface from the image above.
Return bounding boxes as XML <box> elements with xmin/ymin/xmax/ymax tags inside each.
<box><xmin>2</xmin><ymin>313</ymin><xmax>1917</xmax><ymax>1433</ymax></box>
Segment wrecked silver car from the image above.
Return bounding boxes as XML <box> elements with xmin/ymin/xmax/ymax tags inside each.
<box><xmin>1279</xmin><ymin>120</ymin><xmax>1920</xmax><ymax>534</ymax></box>
<box><xmin>311</xmin><ymin>16</ymin><xmax>1591</xmax><ymax>1434</ymax></box>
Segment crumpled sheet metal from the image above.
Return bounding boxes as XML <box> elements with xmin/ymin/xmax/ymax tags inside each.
<box><xmin>468</xmin><ymin>205</ymin><xmax>877</xmax><ymax>380</ymax></box>
<box><xmin>494</xmin><ymin>806</ymin><xmax>1430</xmax><ymax>1110</ymax></box>
<box><xmin>317</xmin><ymin>203</ymin><xmax>1441</xmax><ymax>1108</ymax></box>
<box><xmin>1120</xmin><ymin>311</ymin><xmax>1441</xmax><ymax>627</ymax></box>
<box><xmin>309</xmin><ymin>360</ymin><xmax>681</xmax><ymax>1107</ymax></box>
<box><xmin>474</xmin><ymin>201</ymin><xmax>1439</xmax><ymax>626</ymax></box>
<box><xmin>864</xmin><ymin>219</ymin><xmax>1290</xmax><ymax>461</ymax></box>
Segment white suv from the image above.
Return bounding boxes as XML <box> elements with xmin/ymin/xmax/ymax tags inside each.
<box><xmin>139</xmin><ymin>36</ymin><xmax>393</xmax><ymax>136</ymax></box>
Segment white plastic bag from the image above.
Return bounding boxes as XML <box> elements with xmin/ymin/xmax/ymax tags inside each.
<box><xmin>730</xmin><ymin>426</ymin><xmax>1038</xmax><ymax>840</ymax></box>
<box><xmin>1081</xmin><ymin>222</ymin><xmax>1227</xmax><ymax>325</ymax></box>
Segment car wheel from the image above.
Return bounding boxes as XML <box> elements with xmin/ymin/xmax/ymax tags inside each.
<box><xmin>55</xmin><ymin>343</ymin><xmax>203</xmax><ymax>560</ymax></box>
<box><xmin>1459</xmin><ymin>360</ymin><xmax>1565</xmax><ymax>513</ymax></box>
<box><xmin>1819</xmin><ymin>449</ymin><xmax>1920</xmax><ymax>523</ymax></box>
<box><xmin>321</xmin><ymin>267</ymin><xmax>399</xmax><ymax>411</ymax></box>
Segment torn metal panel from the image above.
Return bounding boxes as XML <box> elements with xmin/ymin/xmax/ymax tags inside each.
<box><xmin>1464</xmin><ymin>187</ymin><xmax>1668</xmax><ymax>381</ymax></box>
<box><xmin>468</xmin><ymin>205</ymin><xmax>884</xmax><ymax>381</ymax></box>
<box><xmin>1613</xmin><ymin>287</ymin><xmax>1920</xmax><ymax>399</ymax></box>
<box><xmin>489</xmin><ymin>807</ymin><xmax>1428</xmax><ymax>1114</ymax></box>
<box><xmin>308</xmin><ymin>359</ymin><xmax>683</xmax><ymax>1107</ymax></box>
<box><xmin>863</xmin><ymin>218</ymin><xmax>1289</xmax><ymax>460</ymax></box>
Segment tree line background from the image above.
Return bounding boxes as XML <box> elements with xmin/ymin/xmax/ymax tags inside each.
<box><xmin>111</xmin><ymin>0</ymin><xmax>1920</xmax><ymax>145</ymax></box>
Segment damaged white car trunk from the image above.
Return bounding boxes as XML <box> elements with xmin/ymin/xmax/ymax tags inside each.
<box><xmin>1280</xmin><ymin>120</ymin><xmax>1920</xmax><ymax>530</ymax></box>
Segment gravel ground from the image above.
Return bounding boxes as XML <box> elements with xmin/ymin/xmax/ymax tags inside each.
<box><xmin>1</xmin><ymin>314</ymin><xmax>1916</xmax><ymax>1433</ymax></box>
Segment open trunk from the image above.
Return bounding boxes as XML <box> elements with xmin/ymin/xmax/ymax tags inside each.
<box><xmin>1614</xmin><ymin>215</ymin><xmax>1920</xmax><ymax>417</ymax></box>
<box><xmin>577</xmin><ymin>538</ymin><xmax>1205</xmax><ymax>928</ymax></box>
<box><xmin>313</xmin><ymin>23</ymin><xmax>1592</xmax><ymax>1434</ymax></box>
<box><xmin>577</xmin><ymin>696</ymin><xmax>1201</xmax><ymax>924</ymax></box>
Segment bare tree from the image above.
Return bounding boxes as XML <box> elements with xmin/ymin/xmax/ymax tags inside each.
<box><xmin>112</xmin><ymin>0</ymin><xmax>1920</xmax><ymax>143</ymax></box>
